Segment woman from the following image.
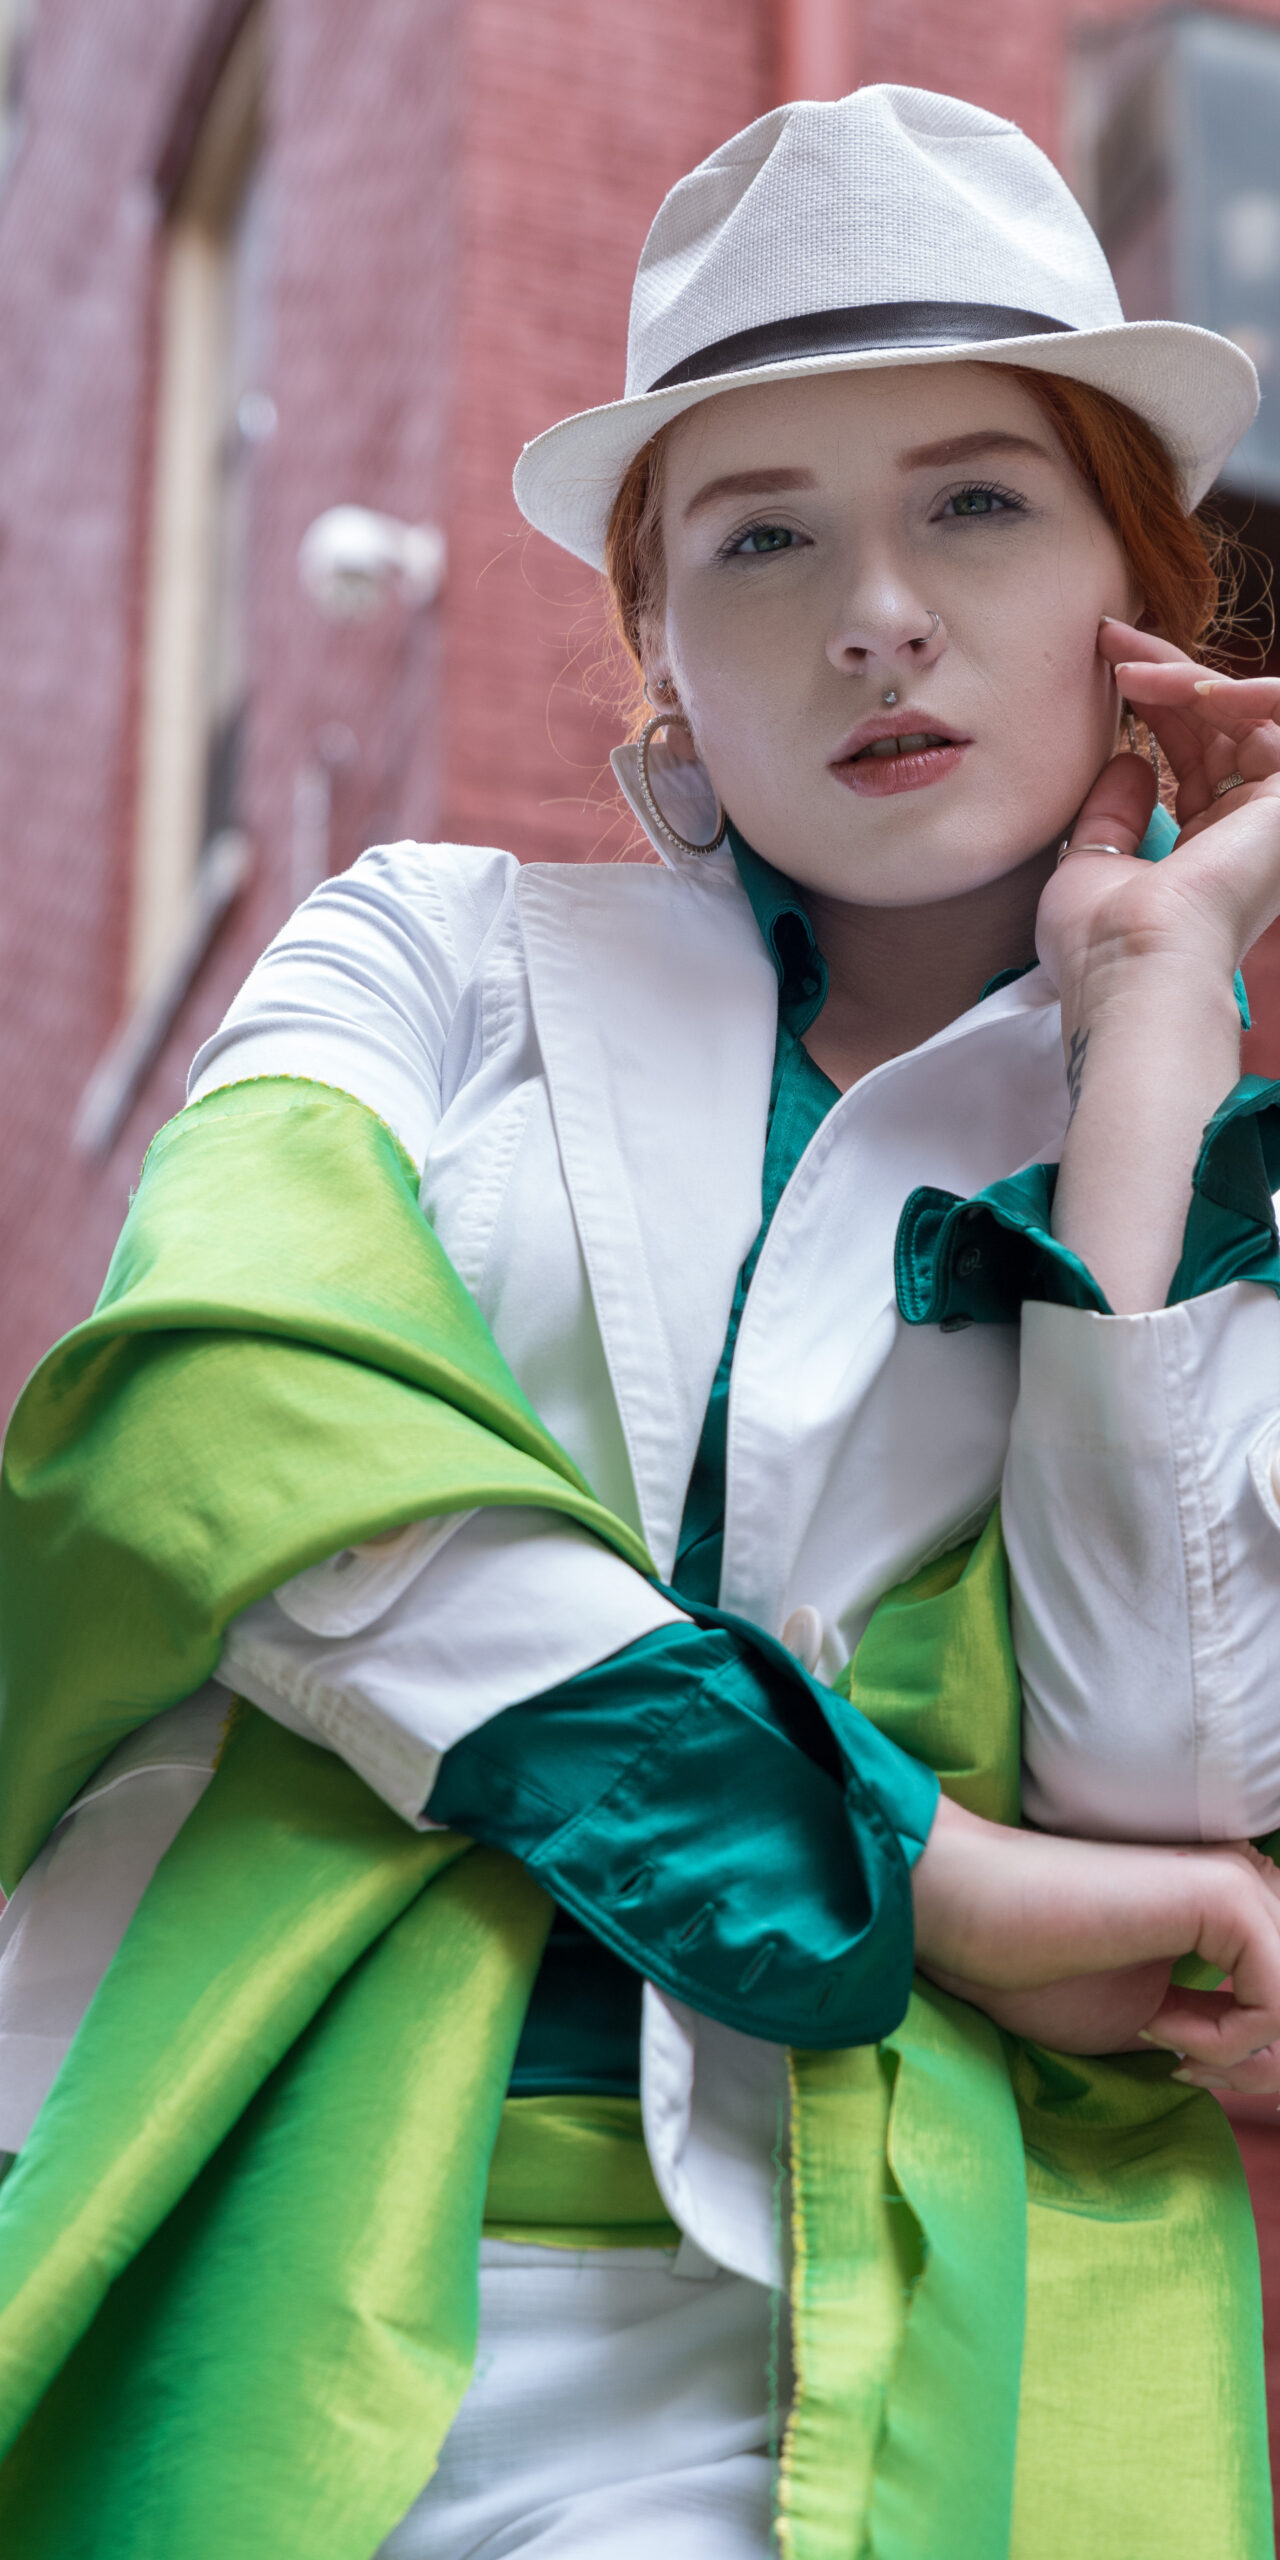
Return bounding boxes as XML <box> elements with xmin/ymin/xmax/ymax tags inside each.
<box><xmin>3</xmin><ymin>78</ymin><xmax>1280</xmax><ymax>2560</ymax></box>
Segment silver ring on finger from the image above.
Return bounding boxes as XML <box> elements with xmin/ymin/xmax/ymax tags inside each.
<box><xmin>1213</xmin><ymin>769</ymin><xmax>1247</xmax><ymax>799</ymax></box>
<box><xmin>1058</xmin><ymin>839</ymin><xmax>1127</xmax><ymax>866</ymax></box>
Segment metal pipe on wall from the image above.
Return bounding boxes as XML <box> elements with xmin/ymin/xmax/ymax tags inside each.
<box><xmin>775</xmin><ymin>0</ymin><xmax>859</xmax><ymax>103</ymax></box>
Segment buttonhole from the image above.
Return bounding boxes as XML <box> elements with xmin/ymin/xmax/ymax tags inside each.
<box><xmin>813</xmin><ymin>1979</ymin><xmax>837</xmax><ymax>2015</ymax></box>
<box><xmin>614</xmin><ymin>1862</ymin><xmax>655</xmax><ymax>1906</ymax></box>
<box><xmin>673</xmin><ymin>1902</ymin><xmax>716</xmax><ymax>1952</ymax></box>
<box><xmin>738</xmin><ymin>1938</ymin><xmax>778</xmax><ymax>1994</ymax></box>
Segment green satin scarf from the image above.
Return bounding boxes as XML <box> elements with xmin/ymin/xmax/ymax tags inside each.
<box><xmin>780</xmin><ymin>1515</ymin><xmax>1272</xmax><ymax>2560</ymax></box>
<box><xmin>0</xmin><ymin>1077</ymin><xmax>651</xmax><ymax>1892</ymax></box>
<box><xmin>0</xmin><ymin>1078</ymin><xmax>1271</xmax><ymax>2556</ymax></box>
<box><xmin>0</xmin><ymin>1708</ymin><xmax>554</xmax><ymax>2557</ymax></box>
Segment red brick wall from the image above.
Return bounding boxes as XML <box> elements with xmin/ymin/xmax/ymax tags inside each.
<box><xmin>0</xmin><ymin>0</ymin><xmax>474</xmax><ymax>1404</ymax></box>
<box><xmin>0</xmin><ymin>0</ymin><xmax>777</xmax><ymax>1412</ymax></box>
<box><xmin>442</xmin><ymin>0</ymin><xmax>771</xmax><ymax>866</ymax></box>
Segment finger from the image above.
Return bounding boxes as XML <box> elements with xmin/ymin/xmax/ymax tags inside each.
<box><xmin>1096</xmin><ymin>621</ymin><xmax>1213</xmax><ymax>779</ymax></box>
<box><xmin>1118</xmin><ymin>689</ymin><xmax>1276</xmax><ymax>818</ymax></box>
<box><xmin>1173</xmin><ymin>2038</ymin><xmax>1280</xmax><ymax>2096</ymax></box>
<box><xmin>1097</xmin><ymin>617</ymin><xmax>1189</xmax><ymax>669</ymax></box>
<box><xmin>1139</xmin><ymin>1985</ymin><xmax>1235</xmax><ymax>2053</ymax></box>
<box><xmin>1059</xmin><ymin>748</ymin><xmax>1157</xmax><ymax>863</ymax></box>
<box><xmin>1114</xmin><ymin>664</ymin><xmax>1280</xmax><ymax>813</ymax></box>
<box><xmin>1117</xmin><ymin>662</ymin><xmax>1280</xmax><ymax>735</ymax></box>
<box><xmin>1140</xmin><ymin>1979</ymin><xmax>1280</xmax><ymax>2071</ymax></box>
<box><xmin>1109</xmin><ymin>674</ymin><xmax>1215</xmax><ymax>788</ymax></box>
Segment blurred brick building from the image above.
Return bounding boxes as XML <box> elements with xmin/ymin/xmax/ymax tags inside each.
<box><xmin>4</xmin><ymin>0</ymin><xmax>1280</xmax><ymax>2492</ymax></box>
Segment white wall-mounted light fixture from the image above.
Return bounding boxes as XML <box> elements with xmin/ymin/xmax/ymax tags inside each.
<box><xmin>297</xmin><ymin>506</ymin><xmax>447</xmax><ymax>621</ymax></box>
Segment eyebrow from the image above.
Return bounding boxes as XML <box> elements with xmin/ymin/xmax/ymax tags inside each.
<box><xmin>682</xmin><ymin>467</ymin><xmax>816</xmax><ymax>521</ymax></box>
<box><xmin>895</xmin><ymin>430</ymin><xmax>1051</xmax><ymax>470</ymax></box>
<box><xmin>683</xmin><ymin>432</ymin><xmax>1051</xmax><ymax>522</ymax></box>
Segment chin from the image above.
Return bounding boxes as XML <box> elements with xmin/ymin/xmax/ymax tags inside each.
<box><xmin>818</xmin><ymin>849</ymin><xmax>1031</xmax><ymax>909</ymax></box>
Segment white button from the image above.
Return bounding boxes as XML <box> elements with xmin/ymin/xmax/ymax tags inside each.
<box><xmin>781</xmin><ymin>1605</ymin><xmax>824</xmax><ymax>1673</ymax></box>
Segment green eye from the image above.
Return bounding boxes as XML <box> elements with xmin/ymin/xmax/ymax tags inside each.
<box><xmin>943</xmin><ymin>482</ymin><xmax>1025</xmax><ymax>519</ymax></box>
<box><xmin>733</xmin><ymin>524</ymin><xmax>795</xmax><ymax>554</ymax></box>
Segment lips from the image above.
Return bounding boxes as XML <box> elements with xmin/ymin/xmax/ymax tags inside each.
<box><xmin>829</xmin><ymin>708</ymin><xmax>970</xmax><ymax>766</ymax></box>
<box><xmin>848</xmin><ymin>730</ymin><xmax>954</xmax><ymax>761</ymax></box>
<box><xmin>829</xmin><ymin>718</ymin><xmax>971</xmax><ymax>799</ymax></box>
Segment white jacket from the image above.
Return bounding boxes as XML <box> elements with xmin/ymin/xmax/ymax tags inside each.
<box><xmin>4</xmin><ymin>835</ymin><xmax>1280</xmax><ymax>2282</ymax></box>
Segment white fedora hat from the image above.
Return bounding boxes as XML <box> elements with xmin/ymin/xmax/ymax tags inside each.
<box><xmin>513</xmin><ymin>84</ymin><xmax>1259</xmax><ymax>570</ymax></box>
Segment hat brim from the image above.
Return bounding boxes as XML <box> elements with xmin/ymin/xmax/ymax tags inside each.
<box><xmin>512</xmin><ymin>320</ymin><xmax>1259</xmax><ymax>569</ymax></box>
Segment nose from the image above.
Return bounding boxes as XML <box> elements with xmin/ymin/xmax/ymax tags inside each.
<box><xmin>826</xmin><ymin>587</ymin><xmax>945</xmax><ymax>684</ymax></box>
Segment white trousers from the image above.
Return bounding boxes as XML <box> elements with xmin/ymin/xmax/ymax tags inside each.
<box><xmin>378</xmin><ymin>2240</ymin><xmax>782</xmax><ymax>2558</ymax></box>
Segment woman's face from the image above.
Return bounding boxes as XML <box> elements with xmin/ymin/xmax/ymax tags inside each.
<box><xmin>653</xmin><ymin>362</ymin><xmax>1144</xmax><ymax>906</ymax></box>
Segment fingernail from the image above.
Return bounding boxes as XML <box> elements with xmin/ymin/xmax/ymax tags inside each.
<box><xmin>1193</xmin><ymin>679</ymin><xmax>1219</xmax><ymax>694</ymax></box>
<box><xmin>1137</xmin><ymin>2030</ymin><xmax>1173</xmax><ymax>2047</ymax></box>
<box><xmin>1099</xmin><ymin>614</ymin><xmax>1116</xmax><ymax>626</ymax></box>
<box><xmin>1172</xmin><ymin>2066</ymin><xmax>1229</xmax><ymax>2088</ymax></box>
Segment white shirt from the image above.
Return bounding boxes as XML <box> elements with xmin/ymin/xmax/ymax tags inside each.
<box><xmin>5</xmin><ymin>835</ymin><xmax>1280</xmax><ymax>2283</ymax></box>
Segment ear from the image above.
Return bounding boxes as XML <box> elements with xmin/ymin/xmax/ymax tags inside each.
<box><xmin>643</xmin><ymin>665</ymin><xmax>679</xmax><ymax>708</ymax></box>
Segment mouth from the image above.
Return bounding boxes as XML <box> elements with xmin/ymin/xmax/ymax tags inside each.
<box><xmin>829</xmin><ymin>719</ymin><xmax>971</xmax><ymax>799</ymax></box>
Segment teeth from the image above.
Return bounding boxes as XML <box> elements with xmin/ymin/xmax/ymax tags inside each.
<box><xmin>860</xmin><ymin>733</ymin><xmax>947</xmax><ymax>760</ymax></box>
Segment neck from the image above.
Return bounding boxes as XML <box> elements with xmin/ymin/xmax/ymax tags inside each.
<box><xmin>801</xmin><ymin>841</ymin><xmax>1056</xmax><ymax>1093</ymax></box>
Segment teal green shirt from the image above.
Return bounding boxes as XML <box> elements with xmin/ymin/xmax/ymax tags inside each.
<box><xmin>674</xmin><ymin>828</ymin><xmax>836</xmax><ymax>1605</ymax></box>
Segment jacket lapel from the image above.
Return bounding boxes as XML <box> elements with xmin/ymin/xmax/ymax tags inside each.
<box><xmin>516</xmin><ymin>855</ymin><xmax>775</xmax><ymax>1573</ymax></box>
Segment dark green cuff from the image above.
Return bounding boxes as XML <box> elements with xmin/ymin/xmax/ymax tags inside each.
<box><xmin>428</xmin><ymin>1613</ymin><xmax>938</xmax><ymax>2051</ymax></box>
<box><xmin>896</xmin><ymin>1076</ymin><xmax>1280</xmax><ymax>1329</ymax></box>
<box><xmin>1167</xmin><ymin>1075</ymin><xmax>1280</xmax><ymax>1305</ymax></box>
<box><xmin>895</xmin><ymin>1164</ymin><xmax>1105</xmax><ymax>1327</ymax></box>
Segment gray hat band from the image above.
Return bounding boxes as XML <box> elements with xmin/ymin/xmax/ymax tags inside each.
<box><xmin>648</xmin><ymin>300</ymin><xmax>1076</xmax><ymax>394</ymax></box>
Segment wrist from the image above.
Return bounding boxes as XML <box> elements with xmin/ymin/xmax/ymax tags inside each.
<box><xmin>1057</xmin><ymin>941</ymin><xmax>1239</xmax><ymax>1052</ymax></box>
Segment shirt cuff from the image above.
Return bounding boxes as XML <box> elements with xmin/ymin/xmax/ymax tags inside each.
<box><xmin>895</xmin><ymin>1075</ymin><xmax>1280</xmax><ymax>1328</ymax></box>
<box><xmin>428</xmin><ymin>1611</ymin><xmax>939</xmax><ymax>2049</ymax></box>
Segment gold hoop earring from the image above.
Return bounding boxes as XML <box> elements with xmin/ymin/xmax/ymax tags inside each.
<box><xmin>635</xmin><ymin>712</ymin><xmax>727</xmax><ymax>857</ymax></box>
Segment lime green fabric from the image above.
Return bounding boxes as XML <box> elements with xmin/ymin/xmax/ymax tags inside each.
<box><xmin>830</xmin><ymin>1517</ymin><xmax>1020</xmax><ymax>1826</ymax></box>
<box><xmin>778</xmin><ymin>1505</ymin><xmax>1272</xmax><ymax>2560</ymax></box>
<box><xmin>0</xmin><ymin>1079</ymin><xmax>1271</xmax><ymax>2557</ymax></box>
<box><xmin>0</xmin><ymin>1706</ymin><xmax>553</xmax><ymax>2559</ymax></box>
<box><xmin>484</xmin><ymin>2094</ymin><xmax>679</xmax><ymax>2247</ymax></box>
<box><xmin>0</xmin><ymin>1524</ymin><xmax>1270</xmax><ymax>2557</ymax></box>
<box><xmin>0</xmin><ymin>1077</ymin><xmax>652</xmax><ymax>1889</ymax></box>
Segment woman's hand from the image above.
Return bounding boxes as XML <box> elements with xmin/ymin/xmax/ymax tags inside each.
<box><xmin>1038</xmin><ymin>619</ymin><xmax>1280</xmax><ymax>998</ymax></box>
<box><xmin>911</xmin><ymin>1794</ymin><xmax>1280</xmax><ymax>2092</ymax></box>
<box><xmin>1033</xmin><ymin>621</ymin><xmax>1280</xmax><ymax>1313</ymax></box>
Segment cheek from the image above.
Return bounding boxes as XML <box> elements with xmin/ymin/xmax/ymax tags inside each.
<box><xmin>666</xmin><ymin>600</ymin><xmax>803</xmax><ymax>770</ymax></box>
<box><xmin>963</xmin><ymin>581</ymin><xmax>1116</xmax><ymax>766</ymax></box>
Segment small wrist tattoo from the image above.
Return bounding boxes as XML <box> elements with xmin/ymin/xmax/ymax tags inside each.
<box><xmin>1065</xmin><ymin>1026</ymin><xmax>1090</xmax><ymax>1128</ymax></box>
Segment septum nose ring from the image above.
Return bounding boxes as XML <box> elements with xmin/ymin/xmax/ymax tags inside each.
<box><xmin>884</xmin><ymin>611</ymin><xmax>941</xmax><ymax>705</ymax></box>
